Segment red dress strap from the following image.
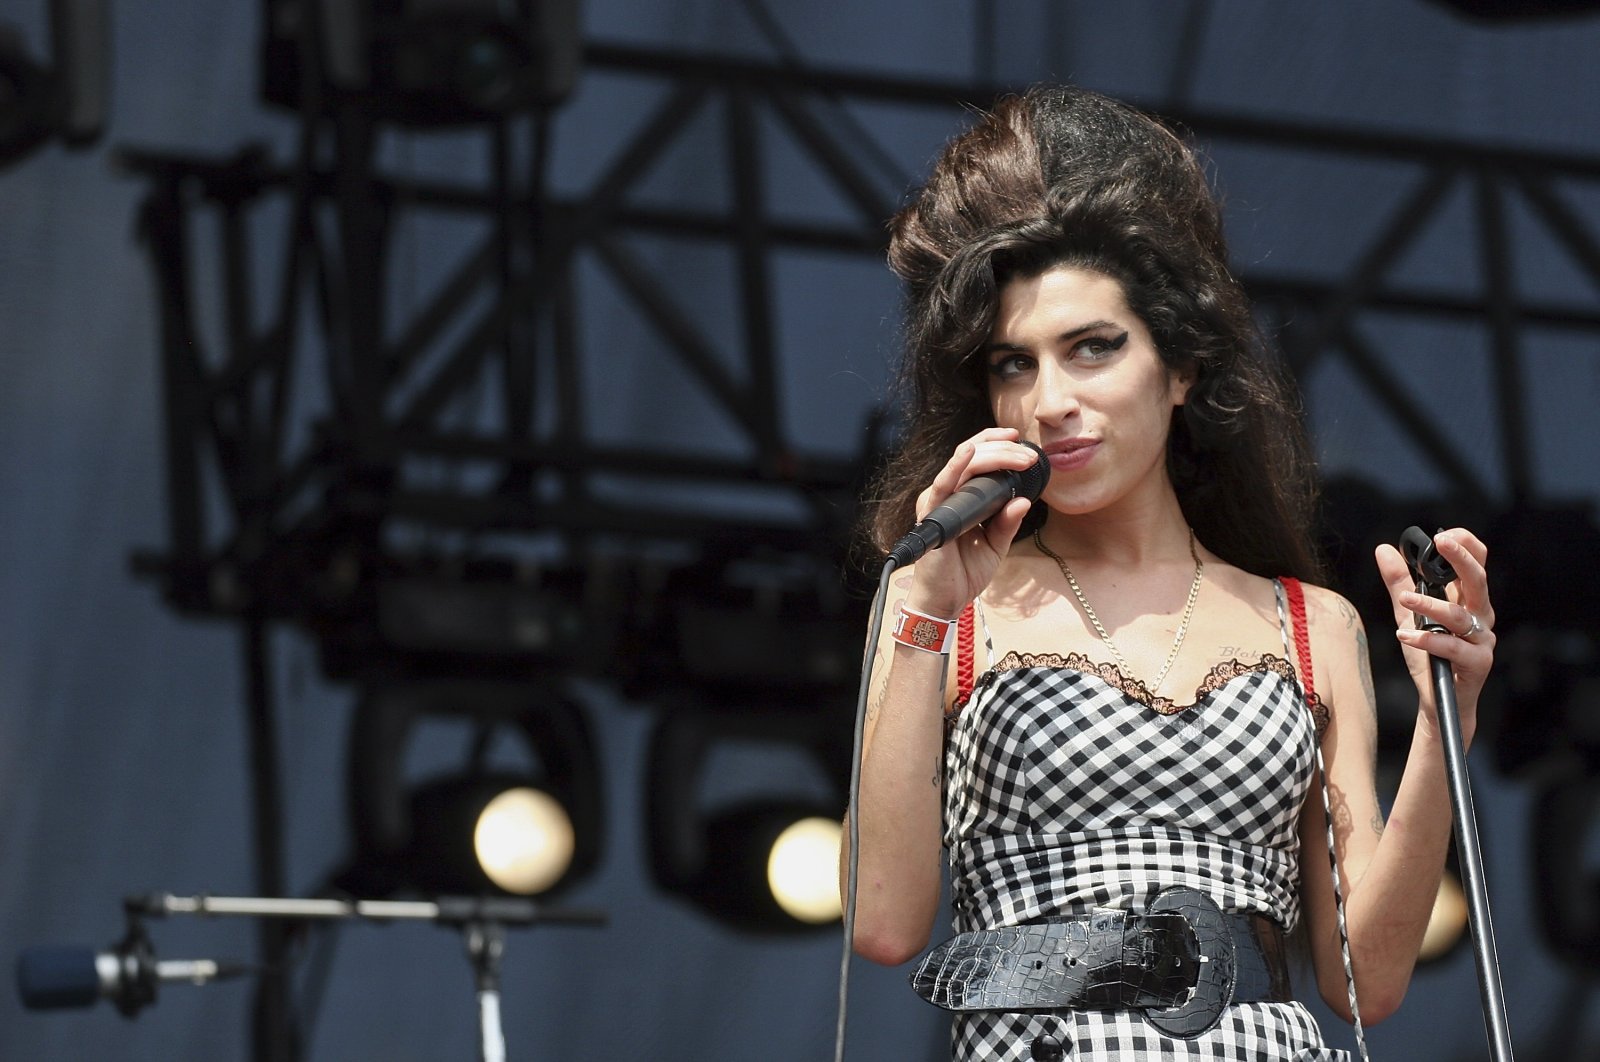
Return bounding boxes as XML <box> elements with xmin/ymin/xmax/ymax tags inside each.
<box><xmin>1283</xmin><ymin>576</ymin><xmax>1368</xmax><ymax>1054</ymax></box>
<box><xmin>953</xmin><ymin>603</ymin><xmax>976</xmax><ymax>711</ymax></box>
<box><xmin>1281</xmin><ymin>576</ymin><xmax>1315</xmax><ymax>701</ymax></box>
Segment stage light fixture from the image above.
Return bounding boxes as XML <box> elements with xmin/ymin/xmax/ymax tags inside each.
<box><xmin>0</xmin><ymin>0</ymin><xmax>108</xmax><ymax>170</ymax></box>
<box><xmin>1427</xmin><ymin>0</ymin><xmax>1600</xmax><ymax>19</ymax></box>
<box><xmin>766</xmin><ymin>815</ymin><xmax>844</xmax><ymax>925</ymax></box>
<box><xmin>1419</xmin><ymin>870</ymin><xmax>1469</xmax><ymax>963</ymax></box>
<box><xmin>341</xmin><ymin>681</ymin><xmax>602</xmax><ymax>899</ymax></box>
<box><xmin>0</xmin><ymin>29</ymin><xmax>54</xmax><ymax>167</ymax></box>
<box><xmin>687</xmin><ymin>801</ymin><xmax>843</xmax><ymax>930</ymax></box>
<box><xmin>645</xmin><ymin>706</ymin><xmax>846</xmax><ymax>933</ymax></box>
<box><xmin>1532</xmin><ymin>761</ymin><xmax>1600</xmax><ymax>971</ymax></box>
<box><xmin>408</xmin><ymin>774</ymin><xmax>577</xmax><ymax>895</ymax></box>
<box><xmin>261</xmin><ymin>0</ymin><xmax>582</xmax><ymax>125</ymax></box>
<box><xmin>475</xmin><ymin>786</ymin><xmax>575</xmax><ymax>895</ymax></box>
<box><xmin>1479</xmin><ymin>505</ymin><xmax>1600</xmax><ymax>778</ymax></box>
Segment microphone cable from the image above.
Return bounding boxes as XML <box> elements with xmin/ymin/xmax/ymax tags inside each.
<box><xmin>833</xmin><ymin>556</ymin><xmax>898</xmax><ymax>1062</ymax></box>
<box><xmin>833</xmin><ymin>446</ymin><xmax>1046</xmax><ymax>1060</ymax></box>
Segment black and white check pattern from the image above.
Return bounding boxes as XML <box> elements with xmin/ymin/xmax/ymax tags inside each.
<box><xmin>937</xmin><ymin>589</ymin><xmax>1351</xmax><ymax>1061</ymax></box>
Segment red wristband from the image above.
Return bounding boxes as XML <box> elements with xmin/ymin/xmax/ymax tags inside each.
<box><xmin>891</xmin><ymin>604</ymin><xmax>958</xmax><ymax>654</ymax></box>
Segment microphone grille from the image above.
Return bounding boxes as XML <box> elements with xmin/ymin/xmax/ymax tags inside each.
<box><xmin>16</xmin><ymin>946</ymin><xmax>102</xmax><ymax>1010</ymax></box>
<box><xmin>1016</xmin><ymin>443</ymin><xmax>1051</xmax><ymax>501</ymax></box>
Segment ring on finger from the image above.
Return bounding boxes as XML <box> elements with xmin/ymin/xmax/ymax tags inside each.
<box><xmin>1461</xmin><ymin>612</ymin><xmax>1486</xmax><ymax>640</ymax></box>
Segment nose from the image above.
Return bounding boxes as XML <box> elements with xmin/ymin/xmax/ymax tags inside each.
<box><xmin>1032</xmin><ymin>358</ymin><xmax>1079</xmax><ymax>427</ymax></box>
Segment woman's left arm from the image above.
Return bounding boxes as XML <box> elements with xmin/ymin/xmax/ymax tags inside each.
<box><xmin>1297</xmin><ymin>528</ymin><xmax>1495</xmax><ymax>1024</ymax></box>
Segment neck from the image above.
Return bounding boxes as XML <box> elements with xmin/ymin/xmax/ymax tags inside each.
<box><xmin>1034</xmin><ymin>494</ymin><xmax>1195</xmax><ymax>569</ymax></box>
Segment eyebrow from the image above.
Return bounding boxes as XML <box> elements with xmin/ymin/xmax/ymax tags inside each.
<box><xmin>981</xmin><ymin>320</ymin><xmax>1122</xmax><ymax>354</ymax></box>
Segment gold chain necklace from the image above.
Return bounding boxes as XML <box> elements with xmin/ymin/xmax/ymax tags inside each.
<box><xmin>1032</xmin><ymin>528</ymin><xmax>1203</xmax><ymax>696</ymax></box>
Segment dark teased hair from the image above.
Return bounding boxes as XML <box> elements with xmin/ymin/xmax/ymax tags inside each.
<box><xmin>866</xmin><ymin>86</ymin><xmax>1323</xmax><ymax>582</ymax></box>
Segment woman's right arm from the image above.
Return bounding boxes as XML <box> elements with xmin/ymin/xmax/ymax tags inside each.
<box><xmin>842</xmin><ymin>428</ymin><xmax>1038</xmax><ymax>965</ymax></box>
<box><xmin>845</xmin><ymin>571</ymin><xmax>959</xmax><ymax>965</ymax></box>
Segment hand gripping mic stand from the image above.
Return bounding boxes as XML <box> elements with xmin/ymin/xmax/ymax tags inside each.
<box><xmin>1399</xmin><ymin>526</ymin><xmax>1514</xmax><ymax>1062</ymax></box>
<box><xmin>119</xmin><ymin>893</ymin><xmax>605</xmax><ymax>1062</ymax></box>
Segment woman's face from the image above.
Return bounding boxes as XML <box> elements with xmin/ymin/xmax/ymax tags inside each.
<box><xmin>985</xmin><ymin>265</ymin><xmax>1191</xmax><ymax>519</ymax></box>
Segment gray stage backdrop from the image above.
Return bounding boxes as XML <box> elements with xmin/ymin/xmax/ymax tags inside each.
<box><xmin>4</xmin><ymin>1</ymin><xmax>1600</xmax><ymax>1059</ymax></box>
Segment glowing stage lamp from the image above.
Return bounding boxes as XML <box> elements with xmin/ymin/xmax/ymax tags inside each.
<box><xmin>766</xmin><ymin>816</ymin><xmax>844</xmax><ymax>925</ymax></box>
<box><xmin>1418</xmin><ymin>870</ymin><xmax>1469</xmax><ymax>963</ymax></box>
<box><xmin>343</xmin><ymin>683</ymin><xmax>602</xmax><ymax>899</ymax></box>
<box><xmin>645</xmin><ymin>707</ymin><xmax>846</xmax><ymax>933</ymax></box>
<box><xmin>475</xmin><ymin>786</ymin><xmax>576</xmax><ymax>895</ymax></box>
<box><xmin>408</xmin><ymin>776</ymin><xmax>577</xmax><ymax>896</ymax></box>
<box><xmin>684</xmin><ymin>802</ymin><xmax>844</xmax><ymax>930</ymax></box>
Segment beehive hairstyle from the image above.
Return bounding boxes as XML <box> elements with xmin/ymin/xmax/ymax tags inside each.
<box><xmin>867</xmin><ymin>85</ymin><xmax>1322</xmax><ymax>581</ymax></box>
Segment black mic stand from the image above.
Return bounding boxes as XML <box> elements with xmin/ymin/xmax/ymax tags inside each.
<box><xmin>103</xmin><ymin>908</ymin><xmax>165</xmax><ymax>1017</ymax></box>
<box><xmin>1399</xmin><ymin>527</ymin><xmax>1514</xmax><ymax>1062</ymax></box>
<box><xmin>463</xmin><ymin>920</ymin><xmax>507</xmax><ymax>1062</ymax></box>
<box><xmin>125</xmin><ymin>893</ymin><xmax>606</xmax><ymax>1062</ymax></box>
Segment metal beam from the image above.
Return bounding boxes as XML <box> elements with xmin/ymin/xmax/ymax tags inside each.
<box><xmin>127</xmin><ymin>41</ymin><xmax>1600</xmax><ymax>634</ymax></box>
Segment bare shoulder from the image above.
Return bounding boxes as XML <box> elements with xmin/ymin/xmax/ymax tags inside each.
<box><xmin>1296</xmin><ymin>582</ymin><xmax>1376</xmax><ymax>717</ymax></box>
<box><xmin>1193</xmin><ymin>560</ymin><xmax>1282</xmax><ymax>625</ymax></box>
<box><xmin>1295</xmin><ymin>582</ymin><xmax>1365</xmax><ymax>650</ymax></box>
<box><xmin>1299</xmin><ymin>582</ymin><xmax>1362</xmax><ymax>629</ymax></box>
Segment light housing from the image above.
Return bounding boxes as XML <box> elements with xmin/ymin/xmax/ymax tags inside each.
<box><xmin>260</xmin><ymin>0</ymin><xmax>582</xmax><ymax>125</ymax></box>
<box><xmin>0</xmin><ymin>0</ymin><xmax>108</xmax><ymax>169</ymax></box>
<box><xmin>689</xmin><ymin>801</ymin><xmax>842</xmax><ymax>929</ymax></box>
<box><xmin>342</xmin><ymin>681</ymin><xmax>602</xmax><ymax>898</ymax></box>
<box><xmin>645</xmin><ymin>705</ymin><xmax>845</xmax><ymax>933</ymax></box>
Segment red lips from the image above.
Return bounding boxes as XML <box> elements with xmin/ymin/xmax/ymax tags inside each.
<box><xmin>1042</xmin><ymin>438</ymin><xmax>1098</xmax><ymax>472</ymax></box>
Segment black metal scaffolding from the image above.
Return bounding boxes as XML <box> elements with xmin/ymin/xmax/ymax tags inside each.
<box><xmin>121</xmin><ymin>39</ymin><xmax>1600</xmax><ymax>1060</ymax></box>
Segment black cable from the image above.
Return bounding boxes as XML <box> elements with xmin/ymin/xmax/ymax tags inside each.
<box><xmin>834</xmin><ymin>557</ymin><xmax>898</xmax><ymax>1062</ymax></box>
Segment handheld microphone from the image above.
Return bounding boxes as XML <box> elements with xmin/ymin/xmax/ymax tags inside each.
<box><xmin>16</xmin><ymin>943</ymin><xmax>247</xmax><ymax>1017</ymax></box>
<box><xmin>886</xmin><ymin>442</ymin><xmax>1050</xmax><ymax>568</ymax></box>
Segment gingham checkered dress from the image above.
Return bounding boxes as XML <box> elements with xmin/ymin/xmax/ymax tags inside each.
<box><xmin>940</xmin><ymin>583</ymin><xmax>1351</xmax><ymax>1060</ymax></box>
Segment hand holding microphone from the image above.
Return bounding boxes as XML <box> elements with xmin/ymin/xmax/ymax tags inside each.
<box><xmin>887</xmin><ymin>438</ymin><xmax>1050</xmax><ymax>569</ymax></box>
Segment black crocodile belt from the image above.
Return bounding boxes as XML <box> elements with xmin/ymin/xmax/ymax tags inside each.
<box><xmin>910</xmin><ymin>886</ymin><xmax>1291</xmax><ymax>1038</ymax></box>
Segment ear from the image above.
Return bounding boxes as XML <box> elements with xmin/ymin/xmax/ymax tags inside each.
<box><xmin>1168</xmin><ymin>366</ymin><xmax>1196</xmax><ymax>406</ymax></box>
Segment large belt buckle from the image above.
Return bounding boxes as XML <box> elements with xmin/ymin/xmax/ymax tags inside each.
<box><xmin>1142</xmin><ymin>886</ymin><xmax>1235</xmax><ymax>1038</ymax></box>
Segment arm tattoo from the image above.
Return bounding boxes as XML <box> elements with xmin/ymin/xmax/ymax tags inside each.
<box><xmin>865</xmin><ymin>578</ymin><xmax>906</xmax><ymax>728</ymax></box>
<box><xmin>1355</xmin><ymin>625</ymin><xmax>1386</xmax><ymax>837</ymax></box>
<box><xmin>866</xmin><ymin>646</ymin><xmax>886</xmax><ymax>726</ymax></box>
<box><xmin>1327</xmin><ymin>779</ymin><xmax>1354</xmax><ymax>840</ymax></box>
<box><xmin>1356</xmin><ymin>627</ymin><xmax>1377</xmax><ymax>723</ymax></box>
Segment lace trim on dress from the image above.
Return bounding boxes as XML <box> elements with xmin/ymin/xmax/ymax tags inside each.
<box><xmin>964</xmin><ymin>650</ymin><xmax>1329</xmax><ymax>732</ymax></box>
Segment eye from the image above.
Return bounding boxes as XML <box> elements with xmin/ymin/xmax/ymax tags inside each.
<box><xmin>987</xmin><ymin>351</ymin><xmax>1035</xmax><ymax>382</ymax></box>
<box><xmin>1075</xmin><ymin>331</ymin><xmax>1129</xmax><ymax>362</ymax></box>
